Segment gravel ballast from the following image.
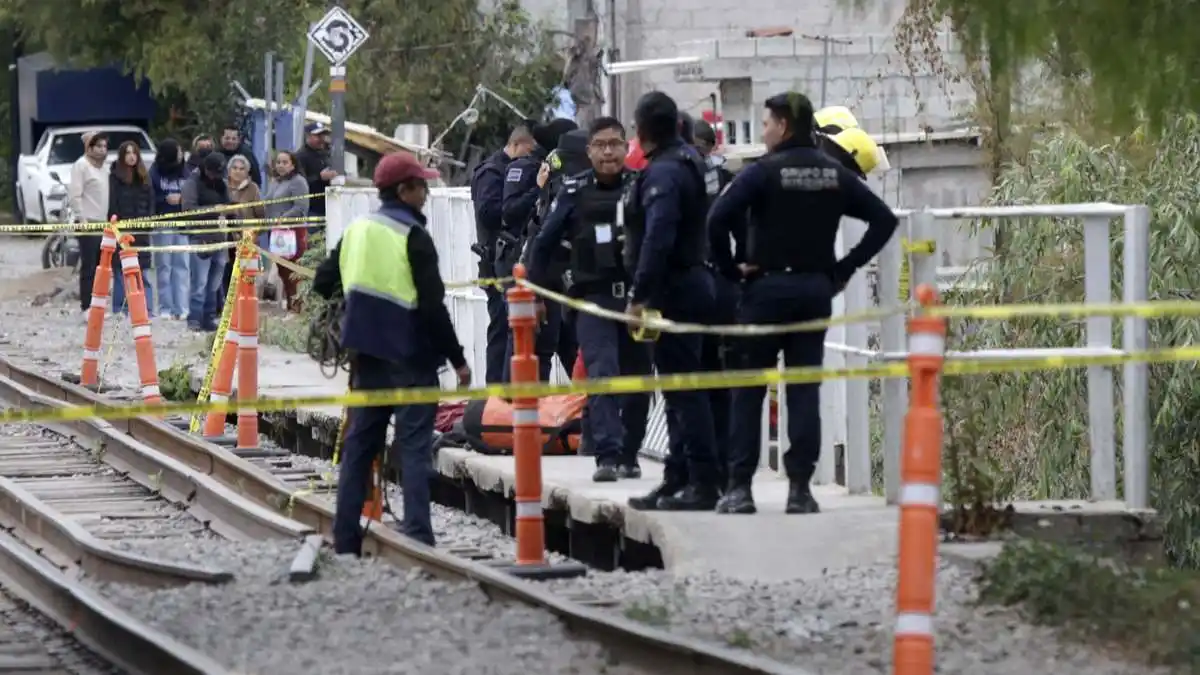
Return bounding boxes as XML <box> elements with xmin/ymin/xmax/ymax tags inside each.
<box><xmin>0</xmin><ymin>236</ymin><xmax>1166</xmax><ymax>674</ymax></box>
<box><xmin>91</xmin><ymin>539</ymin><xmax>650</xmax><ymax>675</ymax></box>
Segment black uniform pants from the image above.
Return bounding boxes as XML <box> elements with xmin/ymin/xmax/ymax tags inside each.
<box><xmin>575</xmin><ymin>288</ymin><xmax>652</xmax><ymax>467</ymax></box>
<box><xmin>728</xmin><ymin>273</ymin><xmax>833</xmax><ymax>487</ymax></box>
<box><xmin>484</xmin><ymin>285</ymin><xmax>508</xmax><ymax>384</ymax></box>
<box><xmin>77</xmin><ymin>235</ymin><xmax>102</xmax><ymax>312</ymax></box>
<box><xmin>502</xmin><ymin>299</ymin><xmax>576</xmax><ymax>382</ymax></box>
<box><xmin>667</xmin><ymin>268</ymin><xmax>739</xmax><ymax>487</ymax></box>
<box><xmin>333</xmin><ymin>354</ymin><xmax>439</xmax><ymax>555</ymax></box>
<box><xmin>653</xmin><ymin>267</ymin><xmax>720</xmax><ymax>488</ymax></box>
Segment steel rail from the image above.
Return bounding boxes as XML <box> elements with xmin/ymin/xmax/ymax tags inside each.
<box><xmin>0</xmin><ymin>354</ymin><xmax>814</xmax><ymax>675</ymax></box>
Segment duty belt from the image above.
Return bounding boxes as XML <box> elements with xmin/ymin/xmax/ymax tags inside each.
<box><xmin>575</xmin><ymin>279</ymin><xmax>627</xmax><ymax>299</ymax></box>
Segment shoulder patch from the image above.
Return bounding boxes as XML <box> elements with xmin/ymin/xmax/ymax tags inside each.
<box><xmin>506</xmin><ymin>167</ymin><xmax>523</xmax><ymax>182</ymax></box>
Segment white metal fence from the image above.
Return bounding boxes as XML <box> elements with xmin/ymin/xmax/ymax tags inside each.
<box><xmin>325</xmin><ymin>187</ymin><xmax>1151</xmax><ymax>511</ymax></box>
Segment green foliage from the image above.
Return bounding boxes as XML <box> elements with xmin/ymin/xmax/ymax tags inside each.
<box><xmin>156</xmin><ymin>362</ymin><xmax>194</xmax><ymax>401</ymax></box>
<box><xmin>940</xmin><ymin>115</ymin><xmax>1200</xmax><ymax>567</ymax></box>
<box><xmin>3</xmin><ymin>0</ymin><xmax>562</xmax><ymax>145</ymax></box>
<box><xmin>979</xmin><ymin>540</ymin><xmax>1200</xmax><ymax>669</ymax></box>
<box><xmin>873</xmin><ymin>0</ymin><xmax>1200</xmax><ymax>134</ymax></box>
<box><xmin>258</xmin><ymin>235</ymin><xmax>327</xmax><ymax>353</ymax></box>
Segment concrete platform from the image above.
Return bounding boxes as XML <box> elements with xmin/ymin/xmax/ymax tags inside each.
<box><xmin>437</xmin><ymin>446</ymin><xmax>898</xmax><ymax>582</ymax></box>
<box><xmin>195</xmin><ymin>344</ymin><xmax>1165</xmax><ymax>579</ymax></box>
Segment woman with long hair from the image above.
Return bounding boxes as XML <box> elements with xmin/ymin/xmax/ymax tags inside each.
<box><xmin>108</xmin><ymin>140</ymin><xmax>155</xmax><ymax>315</ymax></box>
<box><xmin>261</xmin><ymin>150</ymin><xmax>310</xmax><ymax>311</ymax></box>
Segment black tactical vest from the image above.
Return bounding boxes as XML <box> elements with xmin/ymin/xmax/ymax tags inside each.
<box><xmin>567</xmin><ymin>173</ymin><xmax>628</xmax><ymax>287</ymax></box>
<box><xmin>745</xmin><ymin>146</ymin><xmax>844</xmax><ymax>273</ymax></box>
<box><xmin>621</xmin><ymin>144</ymin><xmax>708</xmax><ymax>275</ymax></box>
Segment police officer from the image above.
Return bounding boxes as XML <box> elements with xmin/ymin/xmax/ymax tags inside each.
<box><xmin>311</xmin><ymin>152</ymin><xmax>471</xmax><ymax>554</ymax></box>
<box><xmin>528</xmin><ymin>117</ymin><xmax>651</xmax><ymax>482</ymax></box>
<box><xmin>693</xmin><ymin>118</ymin><xmax>742</xmax><ymax>488</ymax></box>
<box><xmin>708</xmin><ymin>92</ymin><xmax>898</xmax><ymax>515</ymax></box>
<box><xmin>500</xmin><ymin>118</ymin><xmax>579</xmax><ymax>381</ymax></box>
<box><xmin>623</xmin><ymin>91</ymin><xmax>722</xmax><ymax>512</ymax></box>
<box><xmin>471</xmin><ymin>125</ymin><xmax>535</xmax><ymax>383</ymax></box>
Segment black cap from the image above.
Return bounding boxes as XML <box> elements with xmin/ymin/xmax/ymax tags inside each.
<box><xmin>634</xmin><ymin>91</ymin><xmax>679</xmax><ymax>142</ymax></box>
<box><xmin>533</xmin><ymin>118</ymin><xmax>579</xmax><ymax>152</ymax></box>
<box><xmin>202</xmin><ymin>152</ymin><xmax>225</xmax><ymax>174</ymax></box>
<box><xmin>678</xmin><ymin>111</ymin><xmax>695</xmax><ymax>144</ymax></box>
<box><xmin>693</xmin><ymin>119</ymin><xmax>717</xmax><ymax>146</ymax></box>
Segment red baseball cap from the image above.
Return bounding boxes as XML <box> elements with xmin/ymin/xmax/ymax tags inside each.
<box><xmin>373</xmin><ymin>152</ymin><xmax>440</xmax><ymax>188</ymax></box>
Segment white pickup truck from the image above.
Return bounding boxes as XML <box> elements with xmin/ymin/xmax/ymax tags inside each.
<box><xmin>15</xmin><ymin>125</ymin><xmax>157</xmax><ymax>224</ymax></box>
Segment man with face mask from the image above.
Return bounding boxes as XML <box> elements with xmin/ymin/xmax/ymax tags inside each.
<box><xmin>311</xmin><ymin>152</ymin><xmax>470</xmax><ymax>556</ymax></box>
<box><xmin>707</xmin><ymin>92</ymin><xmax>898</xmax><ymax>516</ymax></box>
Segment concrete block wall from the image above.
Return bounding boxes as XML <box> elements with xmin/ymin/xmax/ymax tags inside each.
<box><xmin>520</xmin><ymin>0</ymin><xmax>976</xmax><ymax>134</ymax></box>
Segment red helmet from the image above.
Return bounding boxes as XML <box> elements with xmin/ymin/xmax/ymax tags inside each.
<box><xmin>625</xmin><ymin>138</ymin><xmax>648</xmax><ymax>170</ymax></box>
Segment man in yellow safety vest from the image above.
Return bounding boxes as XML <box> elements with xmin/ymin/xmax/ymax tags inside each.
<box><xmin>313</xmin><ymin>151</ymin><xmax>471</xmax><ymax>555</ymax></box>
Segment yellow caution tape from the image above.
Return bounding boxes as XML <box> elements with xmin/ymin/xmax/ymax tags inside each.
<box><xmin>0</xmin><ymin>362</ymin><xmax>904</xmax><ymax>425</ymax></box>
<box><xmin>929</xmin><ymin>299</ymin><xmax>1200</xmax><ymax>321</ymax></box>
<box><xmin>256</xmin><ymin>247</ymin><xmax>315</xmax><ymax>280</ymax></box>
<box><xmin>518</xmin><ymin>278</ymin><xmax>909</xmax><ymax>336</ymax></box>
<box><xmin>898</xmin><ymin>238</ymin><xmax>935</xmax><ymax>301</ymax></box>
<box><xmin>0</xmin><ymin>193</ymin><xmax>326</xmax><ymax>233</ymax></box>
<box><xmin>132</xmin><ymin>241</ymin><xmax>238</xmax><ymax>254</ymax></box>
<box><xmin>447</xmin><ymin>276</ymin><xmax>512</xmax><ymax>290</ymax></box>
<box><xmin>5</xmin><ymin>345</ymin><xmax>1200</xmax><ymax>426</ymax></box>
<box><xmin>188</xmin><ymin>258</ymin><xmax>243</xmax><ymax>433</ymax></box>
<box><xmin>0</xmin><ymin>217</ymin><xmax>325</xmax><ymax>235</ymax></box>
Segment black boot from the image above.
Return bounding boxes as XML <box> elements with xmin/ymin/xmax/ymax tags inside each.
<box><xmin>628</xmin><ymin>481</ymin><xmax>683</xmax><ymax>511</ymax></box>
<box><xmin>715</xmin><ymin>484</ymin><xmax>757</xmax><ymax>514</ymax></box>
<box><xmin>785</xmin><ymin>481</ymin><xmax>820</xmax><ymax>514</ymax></box>
<box><xmin>656</xmin><ymin>483</ymin><xmax>720</xmax><ymax>511</ymax></box>
<box><xmin>592</xmin><ymin>464</ymin><xmax>619</xmax><ymax>482</ymax></box>
<box><xmin>617</xmin><ymin>464</ymin><xmax>641</xmax><ymax>479</ymax></box>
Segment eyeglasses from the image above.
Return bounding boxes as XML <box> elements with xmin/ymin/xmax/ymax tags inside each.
<box><xmin>589</xmin><ymin>139</ymin><xmax>627</xmax><ymax>152</ymax></box>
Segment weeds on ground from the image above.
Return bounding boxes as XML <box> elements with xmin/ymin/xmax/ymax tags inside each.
<box><xmin>623</xmin><ymin>601</ymin><xmax>670</xmax><ymax>627</ymax></box>
<box><xmin>979</xmin><ymin>540</ymin><xmax>1200</xmax><ymax>669</ymax></box>
<box><xmin>257</xmin><ymin>232</ymin><xmax>328</xmax><ymax>354</ymax></box>
<box><xmin>157</xmin><ymin>361</ymin><xmax>194</xmax><ymax>401</ymax></box>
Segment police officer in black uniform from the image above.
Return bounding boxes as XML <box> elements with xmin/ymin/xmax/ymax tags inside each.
<box><xmin>623</xmin><ymin>92</ymin><xmax>722</xmax><ymax>512</ymax></box>
<box><xmin>693</xmin><ymin>118</ymin><xmax>742</xmax><ymax>488</ymax></box>
<box><xmin>708</xmin><ymin>92</ymin><xmax>899</xmax><ymax>515</ymax></box>
<box><xmin>500</xmin><ymin>118</ymin><xmax>579</xmax><ymax>381</ymax></box>
<box><xmin>471</xmin><ymin>125</ymin><xmax>535</xmax><ymax>383</ymax></box>
<box><xmin>528</xmin><ymin>117</ymin><xmax>651</xmax><ymax>481</ymax></box>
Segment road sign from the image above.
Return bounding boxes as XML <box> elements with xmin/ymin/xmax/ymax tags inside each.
<box><xmin>307</xmin><ymin>7</ymin><xmax>370</xmax><ymax>66</ymax></box>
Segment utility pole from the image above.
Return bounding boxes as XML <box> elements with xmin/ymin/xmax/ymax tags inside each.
<box><xmin>800</xmin><ymin>34</ymin><xmax>853</xmax><ymax>108</ymax></box>
<box><xmin>567</xmin><ymin>0</ymin><xmax>602</xmax><ymax>127</ymax></box>
<box><xmin>308</xmin><ymin>2</ymin><xmax>369</xmax><ymax>175</ymax></box>
<box><xmin>328</xmin><ymin>1</ymin><xmax>347</xmax><ymax>175</ymax></box>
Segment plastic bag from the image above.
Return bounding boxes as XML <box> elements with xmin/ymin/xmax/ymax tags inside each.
<box><xmin>269</xmin><ymin>228</ymin><xmax>298</xmax><ymax>259</ymax></box>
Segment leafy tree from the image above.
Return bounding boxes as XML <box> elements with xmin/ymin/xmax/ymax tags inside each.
<box><xmin>873</xmin><ymin>0</ymin><xmax>1200</xmax><ymax>134</ymax></box>
<box><xmin>1</xmin><ymin>0</ymin><xmax>561</xmax><ymax>151</ymax></box>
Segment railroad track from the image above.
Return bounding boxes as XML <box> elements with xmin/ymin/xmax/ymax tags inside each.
<box><xmin>0</xmin><ymin>353</ymin><xmax>808</xmax><ymax>675</ymax></box>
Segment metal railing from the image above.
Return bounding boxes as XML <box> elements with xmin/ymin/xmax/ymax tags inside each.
<box><xmin>771</xmin><ymin>203</ymin><xmax>1150</xmax><ymax>510</ymax></box>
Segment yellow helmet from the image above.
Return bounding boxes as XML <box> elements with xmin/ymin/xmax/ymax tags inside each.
<box><xmin>828</xmin><ymin>127</ymin><xmax>881</xmax><ymax>175</ymax></box>
<box><xmin>814</xmin><ymin>106</ymin><xmax>859</xmax><ymax>133</ymax></box>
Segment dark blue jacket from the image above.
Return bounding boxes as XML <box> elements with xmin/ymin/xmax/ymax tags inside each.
<box><xmin>149</xmin><ymin>162</ymin><xmax>187</xmax><ymax>216</ymax></box>
<box><xmin>629</xmin><ymin>139</ymin><xmax>707</xmax><ymax>304</ymax></box>
<box><xmin>707</xmin><ymin>138</ymin><xmax>898</xmax><ymax>283</ymax></box>
<box><xmin>315</xmin><ymin>200</ymin><xmax>466</xmax><ymax>370</ymax></box>
<box><xmin>471</xmin><ymin>150</ymin><xmax>511</xmax><ymax>241</ymax></box>
<box><xmin>500</xmin><ymin>148</ymin><xmax>548</xmax><ymax>235</ymax></box>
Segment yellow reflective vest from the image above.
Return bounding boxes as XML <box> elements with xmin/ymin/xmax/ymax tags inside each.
<box><xmin>338</xmin><ymin>209</ymin><xmax>426</xmax><ymax>362</ymax></box>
